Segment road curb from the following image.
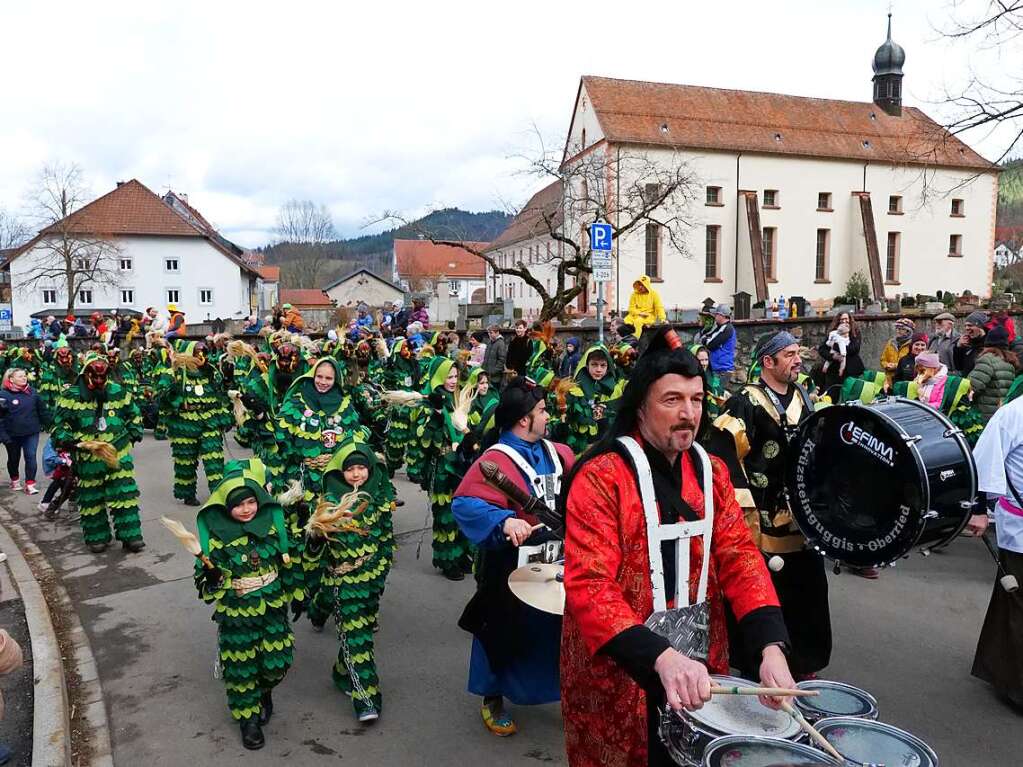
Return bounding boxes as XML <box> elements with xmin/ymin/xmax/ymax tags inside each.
<box><xmin>0</xmin><ymin>509</ymin><xmax>114</xmax><ymax>767</ymax></box>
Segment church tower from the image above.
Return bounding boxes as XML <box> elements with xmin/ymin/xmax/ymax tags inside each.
<box><xmin>872</xmin><ymin>13</ymin><xmax>905</xmax><ymax>116</ymax></box>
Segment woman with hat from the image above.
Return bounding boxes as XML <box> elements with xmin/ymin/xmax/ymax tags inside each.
<box><xmin>893</xmin><ymin>352</ymin><xmax>983</xmax><ymax>444</ymax></box>
<box><xmin>968</xmin><ymin>325</ymin><xmax>1020</xmax><ymax>426</ymax></box>
<box><xmin>193</xmin><ymin>458</ymin><xmax>302</xmax><ymax>750</ymax></box>
<box><xmin>880</xmin><ymin>316</ymin><xmax>916</xmax><ymax>389</ymax></box>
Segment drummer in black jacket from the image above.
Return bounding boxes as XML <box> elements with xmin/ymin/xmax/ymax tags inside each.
<box><xmin>705</xmin><ymin>331</ymin><xmax>832</xmax><ymax>681</ymax></box>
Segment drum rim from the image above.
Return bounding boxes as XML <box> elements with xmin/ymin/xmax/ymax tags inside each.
<box><xmin>682</xmin><ymin>675</ymin><xmax>802</xmax><ymax>739</ymax></box>
<box><xmin>701</xmin><ymin>734</ymin><xmax>843</xmax><ymax>765</ymax></box>
<box><xmin>814</xmin><ymin>715</ymin><xmax>939</xmax><ymax>764</ymax></box>
<box><xmin>878</xmin><ymin>396</ymin><xmax>977</xmax><ymax>549</ymax></box>
<box><xmin>789</xmin><ymin>400</ymin><xmax>930</xmax><ymax>566</ymax></box>
<box><xmin>793</xmin><ymin>679</ymin><xmax>879</xmax><ymax>716</ymax></box>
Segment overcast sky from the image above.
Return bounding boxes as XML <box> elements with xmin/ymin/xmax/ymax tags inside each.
<box><xmin>0</xmin><ymin>0</ymin><xmax>1017</xmax><ymax>247</ymax></box>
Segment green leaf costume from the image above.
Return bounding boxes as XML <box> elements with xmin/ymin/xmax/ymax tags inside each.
<box><xmin>381</xmin><ymin>339</ymin><xmax>421</xmax><ymax>475</ymax></box>
<box><xmin>51</xmin><ymin>353</ymin><xmax>144</xmax><ymax>547</ymax></box>
<box><xmin>563</xmin><ymin>344</ymin><xmax>626</xmax><ymax>455</ymax></box>
<box><xmin>194</xmin><ymin>458</ymin><xmax>303</xmax><ymax>723</ymax></box>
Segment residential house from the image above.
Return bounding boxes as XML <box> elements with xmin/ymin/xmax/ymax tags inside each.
<box><xmin>323</xmin><ymin>268</ymin><xmax>404</xmax><ymax>309</ymax></box>
<box><xmin>393</xmin><ymin>238</ymin><xmax>487</xmax><ymax>324</ymax></box>
<box><xmin>256</xmin><ymin>265</ymin><xmax>280</xmax><ymax>314</ymax></box>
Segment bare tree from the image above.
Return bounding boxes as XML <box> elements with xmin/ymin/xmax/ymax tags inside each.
<box><xmin>383</xmin><ymin>135</ymin><xmax>698</xmax><ymax>321</ymax></box>
<box><xmin>273</xmin><ymin>200</ymin><xmax>337</xmax><ymax>289</ymax></box>
<box><xmin>19</xmin><ymin>163</ymin><xmax>123</xmax><ymax>316</ymax></box>
<box><xmin>0</xmin><ymin>209</ymin><xmax>29</xmax><ymax>251</ymax></box>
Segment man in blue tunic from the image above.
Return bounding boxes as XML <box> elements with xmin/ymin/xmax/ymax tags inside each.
<box><xmin>452</xmin><ymin>377</ymin><xmax>575</xmax><ymax>736</ymax></box>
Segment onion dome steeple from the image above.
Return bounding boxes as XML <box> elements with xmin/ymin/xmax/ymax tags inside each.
<box><xmin>872</xmin><ymin>13</ymin><xmax>905</xmax><ymax>116</ymax></box>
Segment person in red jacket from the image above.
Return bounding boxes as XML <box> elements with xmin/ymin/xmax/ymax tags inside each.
<box><xmin>560</xmin><ymin>329</ymin><xmax>793</xmax><ymax>767</ymax></box>
<box><xmin>986</xmin><ymin>308</ymin><xmax>1017</xmax><ymax>344</ymax></box>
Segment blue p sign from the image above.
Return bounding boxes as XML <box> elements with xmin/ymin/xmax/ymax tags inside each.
<box><xmin>589</xmin><ymin>222</ymin><xmax>612</xmax><ymax>252</ymax></box>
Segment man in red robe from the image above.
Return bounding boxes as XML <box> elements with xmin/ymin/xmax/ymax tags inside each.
<box><xmin>560</xmin><ymin>332</ymin><xmax>794</xmax><ymax>767</ymax></box>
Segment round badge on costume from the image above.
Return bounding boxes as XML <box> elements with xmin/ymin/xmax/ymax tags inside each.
<box><xmin>763</xmin><ymin>440</ymin><xmax>780</xmax><ymax>459</ymax></box>
<box><xmin>11</xmin><ymin>399</ymin><xmax>17</xmax><ymax>406</ymax></box>
<box><xmin>195</xmin><ymin>384</ymin><xmax>205</xmax><ymax>397</ymax></box>
<box><xmin>750</xmin><ymin>472</ymin><xmax>769</xmax><ymax>488</ymax></box>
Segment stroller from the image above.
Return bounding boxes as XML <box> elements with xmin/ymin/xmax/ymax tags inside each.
<box><xmin>40</xmin><ymin>440</ymin><xmax>77</xmax><ymax>520</ymax></box>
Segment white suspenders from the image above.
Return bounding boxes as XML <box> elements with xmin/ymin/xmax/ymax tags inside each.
<box><xmin>617</xmin><ymin>437</ymin><xmax>714</xmax><ymax>612</ymax></box>
<box><xmin>486</xmin><ymin>440</ymin><xmax>563</xmax><ymax>567</ymax></box>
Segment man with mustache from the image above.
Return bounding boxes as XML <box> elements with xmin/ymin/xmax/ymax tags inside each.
<box><xmin>560</xmin><ymin>328</ymin><xmax>793</xmax><ymax>767</ymax></box>
<box><xmin>708</xmin><ymin>331</ymin><xmax>832</xmax><ymax>676</ymax></box>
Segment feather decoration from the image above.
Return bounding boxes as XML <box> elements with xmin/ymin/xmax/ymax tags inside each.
<box><xmin>276</xmin><ymin>478</ymin><xmax>305</xmax><ymax>507</ymax></box>
<box><xmin>417</xmin><ymin>344</ymin><xmax>435</xmax><ymax>360</ymax></box>
<box><xmin>305</xmin><ymin>492</ymin><xmax>370</xmax><ymax>539</ymax></box>
<box><xmin>227</xmin><ymin>389</ymin><xmax>248</xmax><ymax>427</ymax></box>
<box><xmin>450</xmin><ymin>383</ymin><xmax>478</xmax><ymax>435</ymax></box>
<box><xmin>76</xmin><ymin>440</ymin><xmax>120</xmax><ymax>469</ymax></box>
<box><xmin>381</xmin><ymin>390</ymin><xmax>425</xmax><ymax>407</ymax></box>
<box><xmin>159</xmin><ymin>516</ymin><xmax>214</xmax><ymax>568</ymax></box>
<box><xmin>531</xmin><ymin>320</ymin><xmax>555</xmax><ymax>346</ymax></box>
<box><xmin>553</xmin><ymin>376</ymin><xmax>575</xmax><ymax>414</ymax></box>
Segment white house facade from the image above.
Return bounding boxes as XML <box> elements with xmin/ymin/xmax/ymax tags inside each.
<box><xmin>4</xmin><ymin>180</ymin><xmax>258</xmax><ymax>328</ymax></box>
<box><xmin>488</xmin><ymin>18</ymin><xmax>999</xmax><ymax>318</ymax></box>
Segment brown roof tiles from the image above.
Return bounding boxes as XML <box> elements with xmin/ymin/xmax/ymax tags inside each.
<box><xmin>486</xmin><ymin>180</ymin><xmax>563</xmax><ymax>251</ymax></box>
<box><xmin>394</xmin><ymin>239</ymin><xmax>488</xmax><ymax>279</ymax></box>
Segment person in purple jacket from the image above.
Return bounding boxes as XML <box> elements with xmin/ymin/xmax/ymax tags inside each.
<box><xmin>0</xmin><ymin>367</ymin><xmax>51</xmax><ymax>495</ymax></box>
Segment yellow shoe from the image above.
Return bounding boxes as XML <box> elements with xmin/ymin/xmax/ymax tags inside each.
<box><xmin>481</xmin><ymin>702</ymin><xmax>517</xmax><ymax>737</ymax></box>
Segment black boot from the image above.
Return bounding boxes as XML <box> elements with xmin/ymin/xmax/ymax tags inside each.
<box><xmin>258</xmin><ymin>691</ymin><xmax>273</xmax><ymax>726</ymax></box>
<box><xmin>240</xmin><ymin>718</ymin><xmax>264</xmax><ymax>750</ymax></box>
<box><xmin>88</xmin><ymin>542</ymin><xmax>108</xmax><ymax>554</ymax></box>
<box><xmin>122</xmin><ymin>539</ymin><xmax>146</xmax><ymax>553</ymax></box>
<box><xmin>183</xmin><ymin>497</ymin><xmax>200</xmax><ymax>507</ymax></box>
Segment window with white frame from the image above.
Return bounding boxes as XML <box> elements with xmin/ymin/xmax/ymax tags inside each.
<box><xmin>75</xmin><ymin>258</ymin><xmax>91</xmax><ymax>271</ymax></box>
<box><xmin>119</xmin><ymin>257</ymin><xmax>133</xmax><ymax>271</ymax></box>
<box><xmin>165</xmin><ymin>258</ymin><xmax>180</xmax><ymax>272</ymax></box>
<box><xmin>199</xmin><ymin>288</ymin><xmax>214</xmax><ymax>304</ymax></box>
<box><xmin>78</xmin><ymin>289</ymin><xmax>93</xmax><ymax>305</ymax></box>
<box><xmin>166</xmin><ymin>288</ymin><xmax>180</xmax><ymax>304</ymax></box>
<box><xmin>42</xmin><ymin>289</ymin><xmax>57</xmax><ymax>305</ymax></box>
<box><xmin>120</xmin><ymin>288</ymin><xmax>134</xmax><ymax>304</ymax></box>
<box><xmin>447</xmin><ymin>280</ymin><xmax>460</xmax><ymax>295</ymax></box>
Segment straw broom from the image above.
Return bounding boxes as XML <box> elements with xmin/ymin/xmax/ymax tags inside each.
<box><xmin>227</xmin><ymin>390</ymin><xmax>248</xmax><ymax>427</ymax></box>
<box><xmin>76</xmin><ymin>440</ymin><xmax>120</xmax><ymax>469</ymax></box>
<box><xmin>305</xmin><ymin>492</ymin><xmax>370</xmax><ymax>540</ymax></box>
<box><xmin>381</xmin><ymin>390</ymin><xmax>425</xmax><ymax>408</ymax></box>
<box><xmin>159</xmin><ymin>516</ymin><xmax>215</xmax><ymax>568</ymax></box>
<box><xmin>450</xmin><ymin>382</ymin><xmax>478</xmax><ymax>436</ymax></box>
<box><xmin>172</xmin><ymin>353</ymin><xmax>201</xmax><ymax>372</ymax></box>
<box><xmin>276</xmin><ymin>479</ymin><xmax>306</xmax><ymax>507</ymax></box>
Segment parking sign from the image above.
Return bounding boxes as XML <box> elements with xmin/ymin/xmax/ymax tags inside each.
<box><xmin>589</xmin><ymin>222</ymin><xmax>612</xmax><ymax>252</ymax></box>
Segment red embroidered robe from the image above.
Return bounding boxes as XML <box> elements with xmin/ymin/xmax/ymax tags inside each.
<box><xmin>560</xmin><ymin>437</ymin><xmax>781</xmax><ymax>767</ymax></box>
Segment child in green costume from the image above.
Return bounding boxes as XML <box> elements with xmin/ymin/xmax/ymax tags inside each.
<box><xmin>563</xmin><ymin>344</ymin><xmax>626</xmax><ymax>455</ymax></box>
<box><xmin>194</xmin><ymin>458</ymin><xmax>303</xmax><ymax>750</ymax></box>
<box><xmin>305</xmin><ymin>441</ymin><xmax>395</xmax><ymax>722</ymax></box>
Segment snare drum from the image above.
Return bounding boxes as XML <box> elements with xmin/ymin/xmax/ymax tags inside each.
<box><xmin>701</xmin><ymin>735</ymin><xmax>843</xmax><ymax>766</ymax></box>
<box><xmin>814</xmin><ymin>717</ymin><xmax>939</xmax><ymax>767</ymax></box>
<box><xmin>659</xmin><ymin>675</ymin><xmax>802</xmax><ymax>767</ymax></box>
<box><xmin>793</xmin><ymin>680</ymin><xmax>878</xmax><ymax>723</ymax></box>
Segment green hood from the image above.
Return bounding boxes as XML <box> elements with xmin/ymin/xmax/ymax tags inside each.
<box><xmin>573</xmin><ymin>344</ymin><xmax>619</xmax><ymax>397</ymax></box>
<box><xmin>321</xmin><ymin>439</ymin><xmax>387</xmax><ymax>500</ymax></box>
<box><xmin>284</xmin><ymin>356</ymin><xmax>345</xmax><ymax>413</ymax></box>
<box><xmin>426</xmin><ymin>356</ymin><xmax>455</xmax><ymax>393</ymax></box>
<box><xmin>195</xmin><ymin>458</ymin><xmax>288</xmax><ymax>556</ymax></box>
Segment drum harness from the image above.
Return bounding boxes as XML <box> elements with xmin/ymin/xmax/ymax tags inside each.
<box><xmin>617</xmin><ymin>435</ymin><xmax>716</xmax><ymax>742</ymax></box>
<box><xmin>750</xmin><ymin>382</ymin><xmax>812</xmax><ymax>441</ymax></box>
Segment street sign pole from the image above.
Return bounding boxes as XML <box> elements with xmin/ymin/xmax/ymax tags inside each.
<box><xmin>588</xmin><ymin>222</ymin><xmax>614</xmax><ymax>347</ymax></box>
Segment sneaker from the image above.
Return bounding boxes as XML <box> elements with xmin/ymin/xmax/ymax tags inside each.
<box><xmin>480</xmin><ymin>700</ymin><xmax>517</xmax><ymax>736</ymax></box>
<box><xmin>0</xmin><ymin>552</ymin><xmax>7</xmax><ymax>564</ymax></box>
<box><xmin>357</xmin><ymin>706</ymin><xmax>379</xmax><ymax>723</ymax></box>
<box><xmin>37</xmin><ymin>501</ymin><xmax>50</xmax><ymax>513</ymax></box>
<box><xmin>25</xmin><ymin>482</ymin><xmax>38</xmax><ymax>495</ymax></box>
<box><xmin>9</xmin><ymin>480</ymin><xmax>20</xmax><ymax>491</ymax></box>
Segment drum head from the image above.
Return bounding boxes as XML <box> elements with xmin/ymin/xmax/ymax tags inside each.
<box><xmin>786</xmin><ymin>404</ymin><xmax>927</xmax><ymax>567</ymax></box>
<box><xmin>687</xmin><ymin>676</ymin><xmax>801</xmax><ymax>741</ymax></box>
<box><xmin>794</xmin><ymin>681</ymin><xmax>878</xmax><ymax>720</ymax></box>
<box><xmin>814</xmin><ymin>717</ymin><xmax>939</xmax><ymax>767</ymax></box>
<box><xmin>702</xmin><ymin>735</ymin><xmax>842</xmax><ymax>766</ymax></box>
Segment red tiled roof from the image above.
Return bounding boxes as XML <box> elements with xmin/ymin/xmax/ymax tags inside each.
<box><xmin>486</xmin><ymin>180</ymin><xmax>563</xmax><ymax>251</ymax></box>
<box><xmin>257</xmin><ymin>265</ymin><xmax>281</xmax><ymax>282</ymax></box>
<box><xmin>280</xmin><ymin>288</ymin><xmax>332</xmax><ymax>307</ymax></box>
<box><xmin>394</xmin><ymin>239</ymin><xmax>488</xmax><ymax>279</ymax></box>
<box><xmin>576</xmin><ymin>76</ymin><xmax>995</xmax><ymax>171</ymax></box>
<box><xmin>43</xmin><ymin>180</ymin><xmax>203</xmax><ymax>237</ymax></box>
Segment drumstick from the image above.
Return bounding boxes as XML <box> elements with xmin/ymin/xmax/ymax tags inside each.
<box><xmin>710</xmin><ymin>685</ymin><xmax>818</xmax><ymax>698</ymax></box>
<box><xmin>779</xmin><ymin>700</ymin><xmax>844</xmax><ymax>761</ymax></box>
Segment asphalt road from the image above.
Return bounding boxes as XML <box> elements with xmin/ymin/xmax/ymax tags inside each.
<box><xmin>1</xmin><ymin>435</ymin><xmax>1019</xmax><ymax>766</ymax></box>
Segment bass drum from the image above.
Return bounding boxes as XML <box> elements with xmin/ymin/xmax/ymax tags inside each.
<box><xmin>785</xmin><ymin>397</ymin><xmax>976</xmax><ymax>568</ymax></box>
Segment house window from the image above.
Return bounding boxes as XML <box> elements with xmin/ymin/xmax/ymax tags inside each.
<box><xmin>886</xmin><ymin>232</ymin><xmax>901</xmax><ymax>282</ymax></box>
<box><xmin>165</xmin><ymin>258</ymin><xmax>180</xmax><ymax>272</ymax></box>
<box><xmin>763</xmin><ymin>189</ymin><xmax>779</xmax><ymax>207</ymax></box>
<box><xmin>888</xmin><ymin>195</ymin><xmax>902</xmax><ymax>214</ymax></box>
<box><xmin>581</xmin><ymin>128</ymin><xmax>586</xmax><ymax>149</ymax></box>
<box><xmin>78</xmin><ymin>289</ymin><xmax>93</xmax><ymax>305</ymax></box>
<box><xmin>42</xmin><ymin>289</ymin><xmax>57</xmax><ymax>305</ymax></box>
<box><xmin>448</xmin><ymin>280</ymin><xmax>460</xmax><ymax>295</ymax></box>
<box><xmin>645</xmin><ymin>223</ymin><xmax>661</xmax><ymax>279</ymax></box>
<box><xmin>817</xmin><ymin>192</ymin><xmax>832</xmax><ymax>210</ymax></box>
<box><xmin>120</xmin><ymin>288</ymin><xmax>134</xmax><ymax>304</ymax></box>
<box><xmin>75</xmin><ymin>258</ymin><xmax>91</xmax><ymax>271</ymax></box>
<box><xmin>199</xmin><ymin>288</ymin><xmax>214</xmax><ymax>304</ymax></box>
<box><xmin>951</xmin><ymin>198</ymin><xmax>965</xmax><ymax>216</ymax></box>
<box><xmin>815</xmin><ymin>229</ymin><xmax>830</xmax><ymax>281</ymax></box>
<box><xmin>119</xmin><ymin>257</ymin><xmax>133</xmax><ymax>271</ymax></box>
<box><xmin>705</xmin><ymin>225</ymin><xmax>720</xmax><ymax>280</ymax></box>
<box><xmin>166</xmin><ymin>288</ymin><xmax>180</xmax><ymax>304</ymax></box>
<box><xmin>706</xmin><ymin>186</ymin><xmax>722</xmax><ymax>205</ymax></box>
<box><xmin>644</xmin><ymin>183</ymin><xmax>662</xmax><ymax>205</ymax></box>
<box><xmin>949</xmin><ymin>234</ymin><xmax>963</xmax><ymax>257</ymax></box>
<box><xmin>762</xmin><ymin>227</ymin><xmax>777</xmax><ymax>280</ymax></box>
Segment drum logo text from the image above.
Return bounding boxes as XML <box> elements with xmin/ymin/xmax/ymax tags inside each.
<box><xmin>839</xmin><ymin>421</ymin><xmax>894</xmax><ymax>466</ymax></box>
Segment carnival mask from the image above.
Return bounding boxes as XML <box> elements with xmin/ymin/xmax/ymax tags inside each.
<box><xmin>194</xmin><ymin>343</ymin><xmax>209</xmax><ymax>367</ymax></box>
<box><xmin>276</xmin><ymin>344</ymin><xmax>300</xmax><ymax>373</ymax></box>
<box><xmin>84</xmin><ymin>359</ymin><xmax>109</xmax><ymax>390</ymax></box>
<box><xmin>56</xmin><ymin>348</ymin><xmax>74</xmax><ymax>368</ymax></box>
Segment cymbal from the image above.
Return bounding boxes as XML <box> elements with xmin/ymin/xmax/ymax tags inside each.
<box><xmin>508</xmin><ymin>563</ymin><xmax>565</xmax><ymax>616</ymax></box>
